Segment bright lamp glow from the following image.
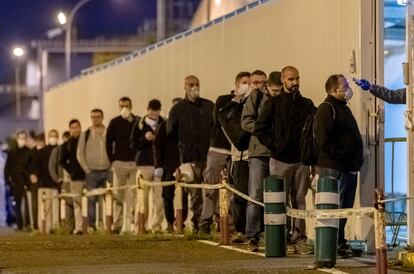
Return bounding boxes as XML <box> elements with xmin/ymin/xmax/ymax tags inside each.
<box><xmin>214</xmin><ymin>0</ymin><xmax>221</xmax><ymax>6</ymax></box>
<box><xmin>12</xmin><ymin>47</ymin><xmax>24</xmax><ymax>57</ymax></box>
<box><xmin>397</xmin><ymin>0</ymin><xmax>408</xmax><ymax>6</ymax></box>
<box><xmin>57</xmin><ymin>12</ymin><xmax>67</xmax><ymax>25</ymax></box>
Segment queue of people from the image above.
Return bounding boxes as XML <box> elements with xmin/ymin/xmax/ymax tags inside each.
<box><xmin>3</xmin><ymin>67</ymin><xmax>368</xmax><ymax>257</ymax></box>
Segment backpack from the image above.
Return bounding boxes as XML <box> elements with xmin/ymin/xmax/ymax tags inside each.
<box><xmin>218</xmin><ymin>91</ymin><xmax>263</xmax><ymax>151</ymax></box>
<box><xmin>300</xmin><ymin>102</ymin><xmax>335</xmax><ymax>166</ymax></box>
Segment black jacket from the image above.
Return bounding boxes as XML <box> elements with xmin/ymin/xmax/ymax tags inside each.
<box><xmin>210</xmin><ymin>92</ymin><xmax>234</xmax><ymax>150</ymax></box>
<box><xmin>167</xmin><ymin>97</ymin><xmax>214</xmax><ymax>164</ymax></box>
<box><xmin>106</xmin><ymin>115</ymin><xmax>139</xmax><ymax>163</ymax></box>
<box><xmin>60</xmin><ymin>137</ymin><xmax>86</xmax><ymax>181</ymax></box>
<box><xmin>130</xmin><ymin>116</ymin><xmax>165</xmax><ymax>166</ymax></box>
<box><xmin>254</xmin><ymin>90</ymin><xmax>315</xmax><ymax>163</ymax></box>
<box><xmin>4</xmin><ymin>147</ymin><xmax>32</xmax><ymax>187</ymax></box>
<box><xmin>315</xmin><ymin>95</ymin><xmax>364</xmax><ymax>172</ymax></box>
<box><xmin>33</xmin><ymin>145</ymin><xmax>59</xmax><ymax>189</ymax></box>
<box><xmin>153</xmin><ymin>120</ymin><xmax>180</xmax><ymax>174</ymax></box>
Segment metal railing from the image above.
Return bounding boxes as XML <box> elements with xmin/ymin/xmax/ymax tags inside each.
<box><xmin>48</xmin><ymin>0</ymin><xmax>272</xmax><ymax>91</ymax></box>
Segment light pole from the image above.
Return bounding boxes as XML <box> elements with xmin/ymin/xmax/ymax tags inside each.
<box><xmin>59</xmin><ymin>0</ymin><xmax>93</xmax><ymax>80</ymax></box>
<box><xmin>12</xmin><ymin>47</ymin><xmax>24</xmax><ymax>119</ymax></box>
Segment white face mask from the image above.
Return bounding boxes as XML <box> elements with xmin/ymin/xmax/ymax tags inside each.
<box><xmin>120</xmin><ymin>107</ymin><xmax>131</xmax><ymax>119</ymax></box>
<box><xmin>238</xmin><ymin>84</ymin><xmax>250</xmax><ymax>95</ymax></box>
<box><xmin>48</xmin><ymin>137</ymin><xmax>58</xmax><ymax>146</ymax></box>
<box><xmin>188</xmin><ymin>86</ymin><xmax>200</xmax><ymax>101</ymax></box>
<box><xmin>17</xmin><ymin>139</ymin><xmax>26</xmax><ymax>148</ymax></box>
<box><xmin>344</xmin><ymin>87</ymin><xmax>353</xmax><ymax>102</ymax></box>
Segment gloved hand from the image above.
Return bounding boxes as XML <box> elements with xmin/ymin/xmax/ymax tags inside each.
<box><xmin>353</xmin><ymin>78</ymin><xmax>371</xmax><ymax>91</ymax></box>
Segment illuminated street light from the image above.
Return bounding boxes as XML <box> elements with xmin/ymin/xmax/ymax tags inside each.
<box><xmin>12</xmin><ymin>47</ymin><xmax>24</xmax><ymax>57</ymax></box>
<box><xmin>12</xmin><ymin>47</ymin><xmax>25</xmax><ymax>118</ymax></box>
<box><xmin>57</xmin><ymin>12</ymin><xmax>67</xmax><ymax>25</ymax></box>
<box><xmin>214</xmin><ymin>0</ymin><xmax>221</xmax><ymax>6</ymax></box>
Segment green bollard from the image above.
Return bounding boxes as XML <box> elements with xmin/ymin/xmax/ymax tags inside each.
<box><xmin>315</xmin><ymin>176</ymin><xmax>340</xmax><ymax>268</ymax></box>
<box><xmin>264</xmin><ymin>175</ymin><xmax>286</xmax><ymax>257</ymax></box>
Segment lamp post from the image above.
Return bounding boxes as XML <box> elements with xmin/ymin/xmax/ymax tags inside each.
<box><xmin>59</xmin><ymin>0</ymin><xmax>93</xmax><ymax>80</ymax></box>
<box><xmin>12</xmin><ymin>47</ymin><xmax>24</xmax><ymax>118</ymax></box>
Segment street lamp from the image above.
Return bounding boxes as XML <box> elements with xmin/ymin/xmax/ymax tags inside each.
<box><xmin>60</xmin><ymin>0</ymin><xmax>93</xmax><ymax>80</ymax></box>
<box><xmin>12</xmin><ymin>47</ymin><xmax>25</xmax><ymax>118</ymax></box>
<box><xmin>57</xmin><ymin>12</ymin><xmax>67</xmax><ymax>25</ymax></box>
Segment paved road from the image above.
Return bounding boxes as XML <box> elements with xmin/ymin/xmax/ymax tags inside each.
<box><xmin>0</xmin><ymin>229</ymin><xmax>408</xmax><ymax>274</ymax></box>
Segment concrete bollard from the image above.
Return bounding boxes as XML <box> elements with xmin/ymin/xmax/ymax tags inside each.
<box><xmin>82</xmin><ymin>189</ymin><xmax>88</xmax><ymax>234</ymax></box>
<box><xmin>264</xmin><ymin>175</ymin><xmax>286</xmax><ymax>257</ymax></box>
<box><xmin>315</xmin><ymin>176</ymin><xmax>339</xmax><ymax>268</ymax></box>
<box><xmin>219</xmin><ymin>172</ymin><xmax>230</xmax><ymax>245</ymax></box>
<box><xmin>105</xmin><ymin>183</ymin><xmax>113</xmax><ymax>233</ymax></box>
<box><xmin>175</xmin><ymin>168</ymin><xmax>184</xmax><ymax>234</ymax></box>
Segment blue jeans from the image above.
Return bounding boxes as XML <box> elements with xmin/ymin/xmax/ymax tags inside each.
<box><xmin>86</xmin><ymin>170</ymin><xmax>111</xmax><ymax>227</ymax></box>
<box><xmin>246</xmin><ymin>157</ymin><xmax>269</xmax><ymax>240</ymax></box>
<box><xmin>317</xmin><ymin>168</ymin><xmax>358</xmax><ymax>246</ymax></box>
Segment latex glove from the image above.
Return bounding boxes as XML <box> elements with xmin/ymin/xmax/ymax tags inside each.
<box><xmin>353</xmin><ymin>78</ymin><xmax>371</xmax><ymax>91</ymax></box>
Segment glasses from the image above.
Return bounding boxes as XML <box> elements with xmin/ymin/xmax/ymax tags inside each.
<box><xmin>252</xmin><ymin>81</ymin><xmax>265</xmax><ymax>85</ymax></box>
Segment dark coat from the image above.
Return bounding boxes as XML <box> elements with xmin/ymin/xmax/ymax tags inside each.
<box><xmin>254</xmin><ymin>90</ymin><xmax>315</xmax><ymax>163</ymax></box>
<box><xmin>315</xmin><ymin>95</ymin><xmax>364</xmax><ymax>172</ymax></box>
<box><xmin>167</xmin><ymin>97</ymin><xmax>214</xmax><ymax>164</ymax></box>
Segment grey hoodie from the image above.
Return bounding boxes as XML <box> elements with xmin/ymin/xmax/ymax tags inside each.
<box><xmin>241</xmin><ymin>89</ymin><xmax>270</xmax><ymax>158</ymax></box>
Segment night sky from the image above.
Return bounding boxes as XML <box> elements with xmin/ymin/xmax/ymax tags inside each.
<box><xmin>0</xmin><ymin>0</ymin><xmax>180</xmax><ymax>83</ymax></box>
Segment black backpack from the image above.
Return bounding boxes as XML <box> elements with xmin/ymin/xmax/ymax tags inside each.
<box><xmin>218</xmin><ymin>92</ymin><xmax>263</xmax><ymax>151</ymax></box>
<box><xmin>300</xmin><ymin>102</ymin><xmax>335</xmax><ymax>166</ymax></box>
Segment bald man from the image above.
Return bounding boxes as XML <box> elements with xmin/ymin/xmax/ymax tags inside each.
<box><xmin>254</xmin><ymin>66</ymin><xmax>315</xmax><ymax>254</ymax></box>
<box><xmin>167</xmin><ymin>75</ymin><xmax>214</xmax><ymax>234</ymax></box>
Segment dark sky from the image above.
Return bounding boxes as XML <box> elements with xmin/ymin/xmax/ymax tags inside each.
<box><xmin>0</xmin><ymin>0</ymin><xmax>195</xmax><ymax>82</ymax></box>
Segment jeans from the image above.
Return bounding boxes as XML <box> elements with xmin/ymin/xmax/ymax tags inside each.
<box><xmin>231</xmin><ymin>160</ymin><xmax>249</xmax><ymax>234</ymax></box>
<box><xmin>317</xmin><ymin>167</ymin><xmax>358</xmax><ymax>246</ymax></box>
<box><xmin>270</xmin><ymin>159</ymin><xmax>310</xmax><ymax>241</ymax></box>
<box><xmin>182</xmin><ymin>162</ymin><xmax>205</xmax><ymax>229</ymax></box>
<box><xmin>246</xmin><ymin>157</ymin><xmax>269</xmax><ymax>240</ymax></box>
<box><xmin>86</xmin><ymin>170</ymin><xmax>111</xmax><ymax>228</ymax></box>
<box><xmin>70</xmin><ymin>181</ymin><xmax>85</xmax><ymax>233</ymax></box>
<box><xmin>200</xmin><ymin>151</ymin><xmax>230</xmax><ymax>232</ymax></box>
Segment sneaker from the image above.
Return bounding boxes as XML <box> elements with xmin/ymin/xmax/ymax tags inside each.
<box><xmin>296</xmin><ymin>241</ymin><xmax>314</xmax><ymax>255</ymax></box>
<box><xmin>291</xmin><ymin>236</ymin><xmax>314</xmax><ymax>255</ymax></box>
<box><xmin>287</xmin><ymin>243</ymin><xmax>296</xmax><ymax>254</ymax></box>
<box><xmin>166</xmin><ymin>224</ymin><xmax>174</xmax><ymax>234</ymax></box>
<box><xmin>232</xmin><ymin>232</ymin><xmax>246</xmax><ymax>244</ymax></box>
<box><xmin>338</xmin><ymin>244</ymin><xmax>353</xmax><ymax>258</ymax></box>
<box><xmin>74</xmin><ymin>231</ymin><xmax>83</xmax><ymax>236</ymax></box>
<box><xmin>248</xmin><ymin>239</ymin><xmax>259</xmax><ymax>252</ymax></box>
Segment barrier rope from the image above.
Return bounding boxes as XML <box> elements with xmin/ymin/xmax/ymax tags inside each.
<box><xmin>43</xmin><ymin>177</ymin><xmax>412</xmax><ymax>223</ymax></box>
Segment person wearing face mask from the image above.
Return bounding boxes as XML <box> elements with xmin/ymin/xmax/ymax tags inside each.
<box><xmin>199</xmin><ymin>72</ymin><xmax>250</xmax><ymax>235</ymax></box>
<box><xmin>240</xmin><ymin>69</ymin><xmax>271</xmax><ymax>251</ymax></box>
<box><xmin>153</xmin><ymin>98</ymin><xmax>188</xmax><ymax>233</ymax></box>
<box><xmin>4</xmin><ymin>131</ymin><xmax>32</xmax><ymax>231</ymax></box>
<box><xmin>315</xmin><ymin>74</ymin><xmax>364</xmax><ymax>257</ymax></box>
<box><xmin>167</xmin><ymin>75</ymin><xmax>214</xmax><ymax>234</ymax></box>
<box><xmin>106</xmin><ymin>97</ymin><xmax>139</xmax><ymax>234</ymax></box>
<box><xmin>215</xmin><ymin>71</ymin><xmax>252</xmax><ymax>242</ymax></box>
<box><xmin>254</xmin><ymin>66</ymin><xmax>315</xmax><ymax>254</ymax></box>
<box><xmin>32</xmin><ymin>129</ymin><xmax>61</xmax><ymax>234</ymax></box>
<box><xmin>130</xmin><ymin>99</ymin><xmax>165</xmax><ymax>233</ymax></box>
